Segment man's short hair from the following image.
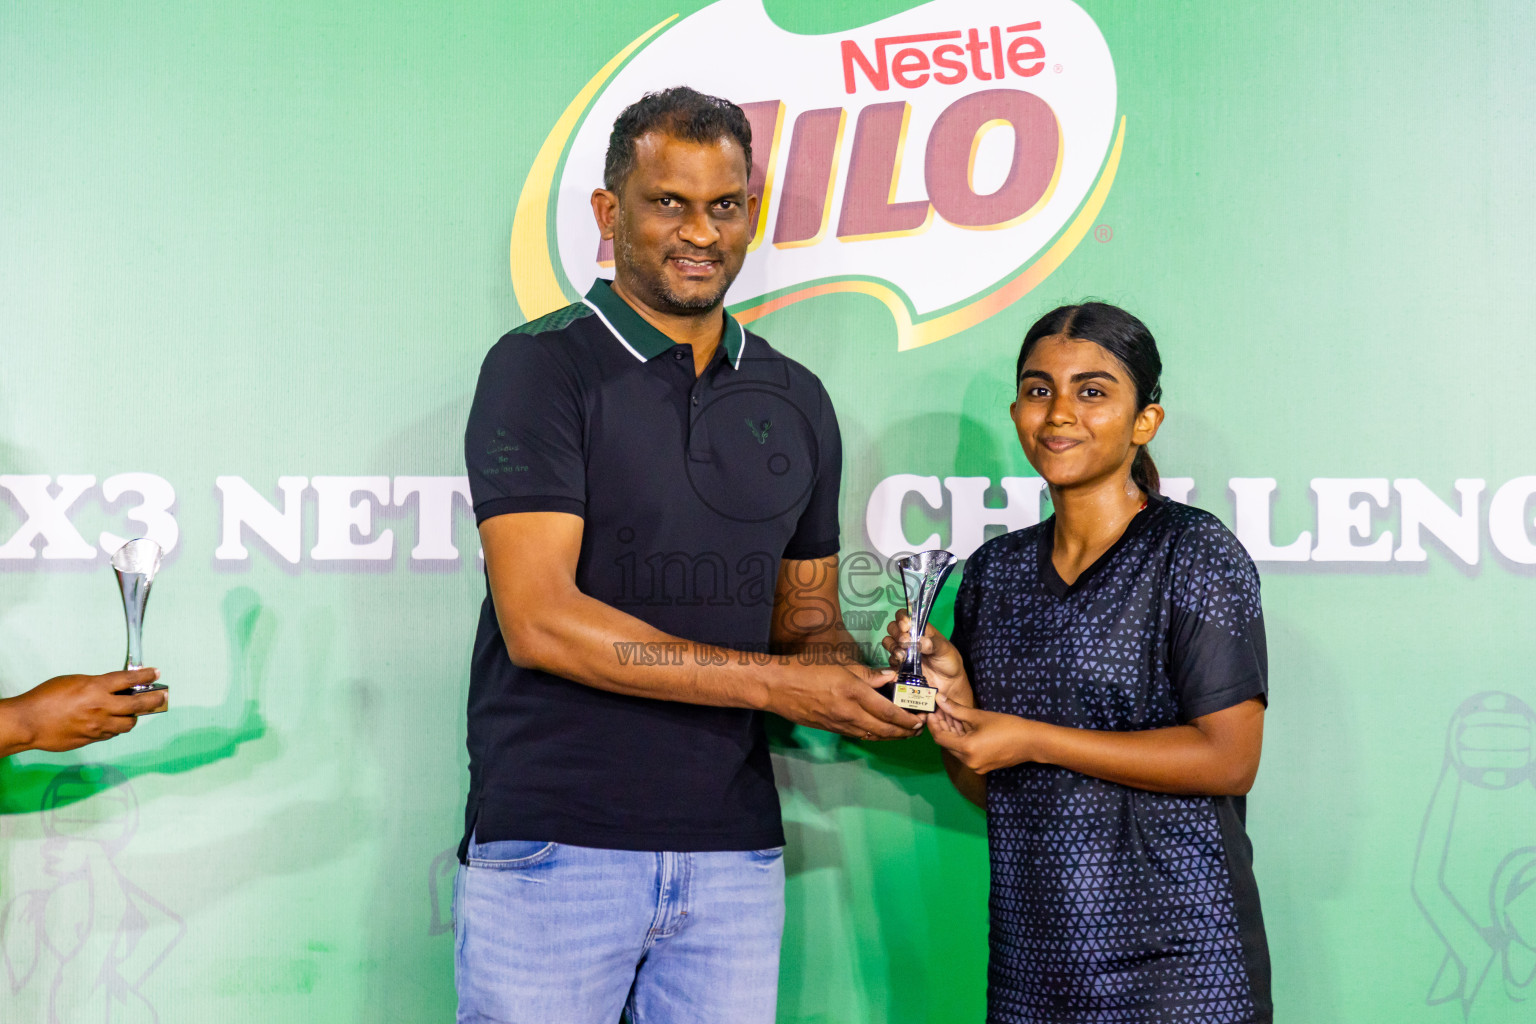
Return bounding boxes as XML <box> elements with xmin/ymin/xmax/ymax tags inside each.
<box><xmin>603</xmin><ymin>86</ymin><xmax>753</xmax><ymax>192</ymax></box>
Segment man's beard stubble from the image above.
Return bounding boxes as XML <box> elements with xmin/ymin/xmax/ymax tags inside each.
<box><xmin>613</xmin><ymin>231</ymin><xmax>738</xmax><ymax>317</ymax></box>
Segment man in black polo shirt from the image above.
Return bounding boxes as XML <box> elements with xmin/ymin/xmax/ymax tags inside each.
<box><xmin>455</xmin><ymin>87</ymin><xmax>923</xmax><ymax>1023</ymax></box>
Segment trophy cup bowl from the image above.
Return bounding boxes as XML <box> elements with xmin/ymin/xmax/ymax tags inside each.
<box><xmin>878</xmin><ymin>549</ymin><xmax>958</xmax><ymax>714</ymax></box>
<box><xmin>112</xmin><ymin>537</ymin><xmax>169</xmax><ymax>713</ymax></box>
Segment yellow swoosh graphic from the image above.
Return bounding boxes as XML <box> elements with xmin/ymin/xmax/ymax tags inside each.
<box><xmin>509</xmin><ymin>15</ymin><xmax>678</xmax><ymax>320</ymax></box>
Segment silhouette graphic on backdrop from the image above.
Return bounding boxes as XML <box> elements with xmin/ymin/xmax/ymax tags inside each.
<box><xmin>1413</xmin><ymin>691</ymin><xmax>1536</xmax><ymax>1020</ymax></box>
<box><xmin>1</xmin><ymin>765</ymin><xmax>185</xmax><ymax>1022</ymax></box>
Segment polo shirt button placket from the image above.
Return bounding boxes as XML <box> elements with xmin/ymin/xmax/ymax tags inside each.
<box><xmin>687</xmin><ymin>377</ymin><xmax>710</xmax><ymax>462</ymax></box>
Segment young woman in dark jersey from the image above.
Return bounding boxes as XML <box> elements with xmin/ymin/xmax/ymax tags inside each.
<box><xmin>886</xmin><ymin>303</ymin><xmax>1272</xmax><ymax>1023</ymax></box>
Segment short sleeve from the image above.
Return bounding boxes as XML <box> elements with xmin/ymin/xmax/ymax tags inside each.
<box><xmin>1167</xmin><ymin>517</ymin><xmax>1269</xmax><ymax>722</ymax></box>
<box><xmin>464</xmin><ymin>332</ymin><xmax>587</xmax><ymax>523</ymax></box>
<box><xmin>782</xmin><ymin>380</ymin><xmax>843</xmax><ymax>561</ymax></box>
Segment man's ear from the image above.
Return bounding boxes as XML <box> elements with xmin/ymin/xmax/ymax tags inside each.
<box><xmin>591</xmin><ymin>188</ymin><xmax>619</xmax><ymax>240</ymax></box>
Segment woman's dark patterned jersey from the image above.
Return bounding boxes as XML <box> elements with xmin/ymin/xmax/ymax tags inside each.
<box><xmin>951</xmin><ymin>494</ymin><xmax>1272</xmax><ymax>1024</ymax></box>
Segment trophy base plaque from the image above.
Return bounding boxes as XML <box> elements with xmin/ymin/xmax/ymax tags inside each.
<box><xmin>880</xmin><ymin>678</ymin><xmax>937</xmax><ymax>713</ymax></box>
<box><xmin>114</xmin><ymin>681</ymin><xmax>169</xmax><ymax>714</ymax></box>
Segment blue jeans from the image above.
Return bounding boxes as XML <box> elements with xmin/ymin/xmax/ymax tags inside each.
<box><xmin>453</xmin><ymin>836</ymin><xmax>785</xmax><ymax>1024</ymax></box>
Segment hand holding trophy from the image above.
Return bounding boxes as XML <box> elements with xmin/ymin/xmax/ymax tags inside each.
<box><xmin>877</xmin><ymin>549</ymin><xmax>957</xmax><ymax>713</ymax></box>
<box><xmin>112</xmin><ymin>538</ymin><xmax>169</xmax><ymax>713</ymax></box>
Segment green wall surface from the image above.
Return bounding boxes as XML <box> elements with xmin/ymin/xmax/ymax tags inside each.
<box><xmin>2</xmin><ymin>2</ymin><xmax>1533</xmax><ymax>1021</ymax></box>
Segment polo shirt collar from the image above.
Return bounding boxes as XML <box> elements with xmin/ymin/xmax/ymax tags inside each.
<box><xmin>583</xmin><ymin>279</ymin><xmax>745</xmax><ymax>369</ymax></box>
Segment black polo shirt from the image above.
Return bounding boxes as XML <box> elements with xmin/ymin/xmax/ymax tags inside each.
<box><xmin>460</xmin><ymin>279</ymin><xmax>843</xmax><ymax>856</ymax></box>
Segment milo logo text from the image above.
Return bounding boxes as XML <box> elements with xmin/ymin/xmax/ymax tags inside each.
<box><xmin>516</xmin><ymin>0</ymin><xmax>1120</xmax><ymax>350</ymax></box>
<box><xmin>595</xmin><ymin>87</ymin><xmax>1059</xmax><ymax>265</ymax></box>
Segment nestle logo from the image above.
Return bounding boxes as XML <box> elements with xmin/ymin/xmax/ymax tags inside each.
<box><xmin>841</xmin><ymin>23</ymin><xmax>1046</xmax><ymax>94</ymax></box>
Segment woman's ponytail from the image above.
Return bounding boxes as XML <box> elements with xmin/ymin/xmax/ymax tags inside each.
<box><xmin>1131</xmin><ymin>446</ymin><xmax>1159</xmax><ymax>496</ymax></box>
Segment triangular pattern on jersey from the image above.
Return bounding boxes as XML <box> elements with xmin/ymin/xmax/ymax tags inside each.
<box><xmin>952</xmin><ymin>496</ymin><xmax>1272</xmax><ymax>1024</ymax></box>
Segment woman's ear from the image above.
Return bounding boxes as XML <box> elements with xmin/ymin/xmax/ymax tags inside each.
<box><xmin>1133</xmin><ymin>403</ymin><xmax>1164</xmax><ymax>446</ymax></box>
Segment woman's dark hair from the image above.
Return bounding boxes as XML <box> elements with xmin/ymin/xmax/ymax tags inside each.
<box><xmin>1015</xmin><ymin>302</ymin><xmax>1164</xmax><ymax>495</ymax></box>
<box><xmin>604</xmin><ymin>86</ymin><xmax>753</xmax><ymax>192</ymax></box>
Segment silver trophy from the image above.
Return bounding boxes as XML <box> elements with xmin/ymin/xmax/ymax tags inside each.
<box><xmin>879</xmin><ymin>549</ymin><xmax>958</xmax><ymax>713</ymax></box>
<box><xmin>112</xmin><ymin>538</ymin><xmax>168</xmax><ymax>712</ymax></box>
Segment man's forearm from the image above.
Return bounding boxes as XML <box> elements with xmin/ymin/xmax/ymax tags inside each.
<box><xmin>481</xmin><ymin>520</ymin><xmax>917</xmax><ymax>738</ymax></box>
<box><xmin>497</xmin><ymin>586</ymin><xmax>787</xmax><ymax>710</ymax></box>
<box><xmin>771</xmin><ymin>622</ymin><xmax>865</xmax><ymax>665</ymax></box>
<box><xmin>0</xmin><ymin>700</ymin><xmax>36</xmax><ymax>758</ymax></box>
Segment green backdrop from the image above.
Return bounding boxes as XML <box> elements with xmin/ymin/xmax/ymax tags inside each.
<box><xmin>2</xmin><ymin>1</ymin><xmax>1533</xmax><ymax>1021</ymax></box>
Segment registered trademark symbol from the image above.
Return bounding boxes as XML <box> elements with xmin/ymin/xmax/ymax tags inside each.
<box><xmin>1094</xmin><ymin>224</ymin><xmax>1113</xmax><ymax>243</ymax></box>
<box><xmin>1053</xmin><ymin>63</ymin><xmax>1063</xmax><ymax>73</ymax></box>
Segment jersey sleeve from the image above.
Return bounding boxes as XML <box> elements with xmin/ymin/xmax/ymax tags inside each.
<box><xmin>782</xmin><ymin>380</ymin><xmax>843</xmax><ymax>561</ymax></box>
<box><xmin>464</xmin><ymin>332</ymin><xmax>586</xmax><ymax>523</ymax></box>
<box><xmin>1167</xmin><ymin>517</ymin><xmax>1269</xmax><ymax>722</ymax></box>
<box><xmin>948</xmin><ymin>550</ymin><xmax>982</xmax><ymax>684</ymax></box>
